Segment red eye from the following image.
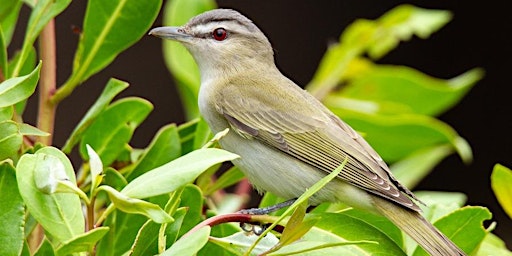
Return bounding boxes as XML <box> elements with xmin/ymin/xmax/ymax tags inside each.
<box><xmin>213</xmin><ymin>28</ymin><xmax>227</xmax><ymax>41</ymax></box>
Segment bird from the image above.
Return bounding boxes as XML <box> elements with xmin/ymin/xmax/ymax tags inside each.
<box><xmin>149</xmin><ymin>8</ymin><xmax>466</xmax><ymax>256</ymax></box>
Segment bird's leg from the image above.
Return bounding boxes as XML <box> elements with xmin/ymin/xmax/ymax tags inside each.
<box><xmin>238</xmin><ymin>198</ymin><xmax>296</xmax><ymax>215</ymax></box>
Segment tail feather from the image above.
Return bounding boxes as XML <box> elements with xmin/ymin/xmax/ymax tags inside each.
<box><xmin>372</xmin><ymin>196</ymin><xmax>466</xmax><ymax>256</ymax></box>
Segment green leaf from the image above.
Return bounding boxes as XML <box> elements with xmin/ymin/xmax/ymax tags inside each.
<box><xmin>340</xmin><ymin>64</ymin><xmax>483</xmax><ymax>116</ymax></box>
<box><xmin>33</xmin><ymin>238</ymin><xmax>55</xmax><ymax>256</ymax></box>
<box><xmin>0</xmin><ymin>120</ymin><xmax>22</xmax><ymax>160</ymax></box>
<box><xmin>306</xmin><ymin>212</ymin><xmax>406</xmax><ymax>255</ymax></box>
<box><xmin>177</xmin><ymin>185</ymin><xmax>204</xmax><ymax>237</ymax></box>
<box><xmin>307</xmin><ymin>5</ymin><xmax>451</xmax><ymax>98</ymax></box>
<box><xmin>79</xmin><ymin>97</ymin><xmax>153</xmax><ymax>166</ymax></box>
<box><xmin>0</xmin><ymin>160</ymin><xmax>24</xmax><ymax>256</ymax></box>
<box><xmin>165</xmin><ymin>207</ymin><xmax>188</xmax><ymax>246</ymax></box>
<box><xmin>96</xmin><ymin>210</ymin><xmax>148</xmax><ymax>256</ymax></box>
<box><xmin>413</xmin><ymin>206</ymin><xmax>490</xmax><ymax>256</ymax></box>
<box><xmin>55</xmin><ymin>227</ymin><xmax>109</xmax><ymax>256</ymax></box>
<box><xmin>130</xmin><ymin>219</ymin><xmax>160</xmax><ymax>256</ymax></box>
<box><xmin>491</xmin><ymin>164</ymin><xmax>512</xmax><ymax>218</ymax></box>
<box><xmin>62</xmin><ymin>78</ymin><xmax>128</xmax><ymax>153</ymax></box>
<box><xmin>126</xmin><ymin>123</ymin><xmax>182</xmax><ymax>181</ymax></box>
<box><xmin>121</xmin><ymin>148</ymin><xmax>238</xmax><ymax>199</ymax></box>
<box><xmin>204</xmin><ymin>166</ymin><xmax>245</xmax><ymax>195</ymax></box>
<box><xmin>477</xmin><ymin>233</ymin><xmax>512</xmax><ymax>256</ymax></box>
<box><xmin>0</xmin><ymin>27</ymin><xmax>7</xmax><ymax>79</ymax></box>
<box><xmin>16</xmin><ymin>147</ymin><xmax>84</xmax><ymax>243</ymax></box>
<box><xmin>19</xmin><ymin>123</ymin><xmax>50</xmax><ymax>137</ymax></box>
<box><xmin>54</xmin><ymin>0</ymin><xmax>162</xmax><ymax>102</ymax></box>
<box><xmin>103</xmin><ymin>167</ymin><xmax>127</xmax><ymax>190</ymax></box>
<box><xmin>330</xmin><ymin>110</ymin><xmax>472</xmax><ymax>163</ymax></box>
<box><xmin>162</xmin><ymin>226</ymin><xmax>211</xmax><ymax>256</ymax></box>
<box><xmin>86</xmin><ymin>144</ymin><xmax>104</xmax><ymax>194</ymax></box>
<box><xmin>0</xmin><ymin>61</ymin><xmax>40</xmax><ymax>107</ymax></box>
<box><xmin>100</xmin><ymin>185</ymin><xmax>173</xmax><ymax>224</ymax></box>
<box><xmin>391</xmin><ymin>144</ymin><xmax>453</xmax><ymax>189</ymax></box>
<box><xmin>11</xmin><ymin>0</ymin><xmax>71</xmax><ymax>78</ymax></box>
<box><xmin>209</xmin><ymin>231</ymin><xmax>279</xmax><ymax>255</ymax></box>
<box><xmin>414</xmin><ymin>191</ymin><xmax>467</xmax><ymax>222</ymax></box>
<box><xmin>0</xmin><ymin>106</ymin><xmax>13</xmax><ymax>121</ymax></box>
<box><xmin>270</xmin><ymin>241</ymin><xmax>376</xmax><ymax>256</ymax></box>
<box><xmin>0</xmin><ymin>0</ymin><xmax>22</xmax><ymax>46</ymax></box>
<box><xmin>162</xmin><ymin>0</ymin><xmax>216</xmax><ymax>119</ymax></box>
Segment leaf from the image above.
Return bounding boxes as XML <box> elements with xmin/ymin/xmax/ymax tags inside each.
<box><xmin>165</xmin><ymin>207</ymin><xmax>188</xmax><ymax>246</ymax></box>
<box><xmin>62</xmin><ymin>78</ymin><xmax>128</xmax><ymax>153</ymax></box>
<box><xmin>95</xmin><ymin>210</ymin><xmax>148</xmax><ymax>256</ymax></box>
<box><xmin>130</xmin><ymin>220</ymin><xmax>161</xmax><ymax>256</ymax></box>
<box><xmin>162</xmin><ymin>226</ymin><xmax>211</xmax><ymax>256</ymax></box>
<box><xmin>33</xmin><ymin>238</ymin><xmax>55</xmax><ymax>256</ymax></box>
<box><xmin>477</xmin><ymin>233</ymin><xmax>512</xmax><ymax>256</ymax></box>
<box><xmin>204</xmin><ymin>166</ymin><xmax>245</xmax><ymax>196</ymax></box>
<box><xmin>100</xmin><ymin>185</ymin><xmax>173</xmax><ymax>224</ymax></box>
<box><xmin>209</xmin><ymin>231</ymin><xmax>278</xmax><ymax>255</ymax></box>
<box><xmin>270</xmin><ymin>240</ymin><xmax>376</xmax><ymax>256</ymax></box>
<box><xmin>126</xmin><ymin>123</ymin><xmax>182</xmax><ymax>181</ymax></box>
<box><xmin>177</xmin><ymin>185</ymin><xmax>204</xmax><ymax>237</ymax></box>
<box><xmin>391</xmin><ymin>144</ymin><xmax>453</xmax><ymax>189</ymax></box>
<box><xmin>414</xmin><ymin>191</ymin><xmax>467</xmax><ymax>222</ymax></box>
<box><xmin>86</xmin><ymin>144</ymin><xmax>104</xmax><ymax>194</ymax></box>
<box><xmin>0</xmin><ymin>120</ymin><xmax>22</xmax><ymax>160</ymax></box>
<box><xmin>306</xmin><ymin>212</ymin><xmax>407</xmax><ymax>255</ymax></box>
<box><xmin>79</xmin><ymin>97</ymin><xmax>153</xmax><ymax>166</ymax></box>
<box><xmin>0</xmin><ymin>27</ymin><xmax>7</xmax><ymax>79</ymax></box>
<box><xmin>330</xmin><ymin>110</ymin><xmax>472</xmax><ymax>163</ymax></box>
<box><xmin>19</xmin><ymin>123</ymin><xmax>50</xmax><ymax>136</ymax></box>
<box><xmin>0</xmin><ymin>0</ymin><xmax>22</xmax><ymax>46</ymax></box>
<box><xmin>55</xmin><ymin>227</ymin><xmax>109</xmax><ymax>256</ymax></box>
<box><xmin>0</xmin><ymin>61</ymin><xmax>40</xmax><ymax>107</ymax></box>
<box><xmin>0</xmin><ymin>160</ymin><xmax>24</xmax><ymax>256</ymax></box>
<box><xmin>11</xmin><ymin>0</ymin><xmax>71</xmax><ymax>78</ymax></box>
<box><xmin>162</xmin><ymin>0</ymin><xmax>216</xmax><ymax>119</ymax></box>
<box><xmin>340</xmin><ymin>64</ymin><xmax>483</xmax><ymax>116</ymax></box>
<box><xmin>491</xmin><ymin>164</ymin><xmax>512</xmax><ymax>218</ymax></box>
<box><xmin>121</xmin><ymin>148</ymin><xmax>238</xmax><ymax>199</ymax></box>
<box><xmin>16</xmin><ymin>147</ymin><xmax>84</xmax><ymax>243</ymax></box>
<box><xmin>54</xmin><ymin>0</ymin><xmax>162</xmax><ymax>102</ymax></box>
<box><xmin>413</xmin><ymin>206</ymin><xmax>491</xmax><ymax>256</ymax></box>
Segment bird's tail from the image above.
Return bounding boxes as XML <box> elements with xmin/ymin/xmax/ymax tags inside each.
<box><xmin>372</xmin><ymin>196</ymin><xmax>466</xmax><ymax>256</ymax></box>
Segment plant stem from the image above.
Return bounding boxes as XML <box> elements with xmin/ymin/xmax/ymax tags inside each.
<box><xmin>37</xmin><ymin>18</ymin><xmax>57</xmax><ymax>145</ymax></box>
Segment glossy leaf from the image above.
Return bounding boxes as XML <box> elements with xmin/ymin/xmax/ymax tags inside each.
<box><xmin>86</xmin><ymin>144</ymin><xmax>104</xmax><ymax>194</ymax></box>
<box><xmin>95</xmin><ymin>210</ymin><xmax>148</xmax><ymax>256</ymax></box>
<box><xmin>121</xmin><ymin>148</ymin><xmax>238</xmax><ymax>199</ymax></box>
<box><xmin>0</xmin><ymin>27</ymin><xmax>7</xmax><ymax>79</ymax></box>
<box><xmin>19</xmin><ymin>123</ymin><xmax>50</xmax><ymax>137</ymax></box>
<box><xmin>11</xmin><ymin>0</ymin><xmax>71</xmax><ymax>78</ymax></box>
<box><xmin>0</xmin><ymin>0</ymin><xmax>22</xmax><ymax>45</ymax></box>
<box><xmin>33</xmin><ymin>238</ymin><xmax>55</xmax><ymax>256</ymax></box>
<box><xmin>177</xmin><ymin>185</ymin><xmax>204</xmax><ymax>237</ymax></box>
<box><xmin>491</xmin><ymin>164</ymin><xmax>512</xmax><ymax>218</ymax></box>
<box><xmin>162</xmin><ymin>0</ymin><xmax>216</xmax><ymax>119</ymax></box>
<box><xmin>54</xmin><ymin>0</ymin><xmax>162</xmax><ymax>102</ymax></box>
<box><xmin>0</xmin><ymin>106</ymin><xmax>13</xmax><ymax>121</ymax></box>
<box><xmin>130</xmin><ymin>219</ymin><xmax>160</xmax><ymax>256</ymax></box>
<box><xmin>0</xmin><ymin>61</ymin><xmax>40</xmax><ymax>108</ymax></box>
<box><xmin>477</xmin><ymin>233</ymin><xmax>512</xmax><ymax>256</ymax></box>
<box><xmin>16</xmin><ymin>147</ymin><xmax>84</xmax><ymax>243</ymax></box>
<box><xmin>55</xmin><ymin>227</ymin><xmax>109</xmax><ymax>256</ymax></box>
<box><xmin>306</xmin><ymin>212</ymin><xmax>406</xmax><ymax>255</ymax></box>
<box><xmin>413</xmin><ymin>206</ymin><xmax>491</xmax><ymax>256</ymax></box>
<box><xmin>0</xmin><ymin>160</ymin><xmax>24</xmax><ymax>256</ymax></box>
<box><xmin>0</xmin><ymin>120</ymin><xmax>22</xmax><ymax>160</ymax></box>
<box><xmin>341</xmin><ymin>64</ymin><xmax>482</xmax><ymax>116</ymax></box>
<box><xmin>307</xmin><ymin>5</ymin><xmax>451</xmax><ymax>97</ymax></box>
<box><xmin>162</xmin><ymin>226</ymin><xmax>211</xmax><ymax>256</ymax></box>
<box><xmin>391</xmin><ymin>144</ymin><xmax>453</xmax><ymax>189</ymax></box>
<box><xmin>126</xmin><ymin>123</ymin><xmax>182</xmax><ymax>181</ymax></box>
<box><xmin>209</xmin><ymin>231</ymin><xmax>278</xmax><ymax>255</ymax></box>
<box><xmin>100</xmin><ymin>185</ymin><xmax>173</xmax><ymax>224</ymax></box>
<box><xmin>62</xmin><ymin>78</ymin><xmax>128</xmax><ymax>153</ymax></box>
<box><xmin>79</xmin><ymin>97</ymin><xmax>153</xmax><ymax>166</ymax></box>
<box><xmin>203</xmin><ymin>166</ymin><xmax>245</xmax><ymax>196</ymax></box>
<box><xmin>331</xmin><ymin>110</ymin><xmax>472</xmax><ymax>163</ymax></box>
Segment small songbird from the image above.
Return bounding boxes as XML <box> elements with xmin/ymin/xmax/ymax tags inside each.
<box><xmin>150</xmin><ymin>9</ymin><xmax>466</xmax><ymax>256</ymax></box>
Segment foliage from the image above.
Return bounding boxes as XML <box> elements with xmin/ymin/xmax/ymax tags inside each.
<box><xmin>0</xmin><ymin>0</ymin><xmax>509</xmax><ymax>255</ymax></box>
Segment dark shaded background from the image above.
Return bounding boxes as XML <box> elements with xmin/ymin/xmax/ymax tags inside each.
<box><xmin>10</xmin><ymin>0</ymin><xmax>511</xmax><ymax>248</ymax></box>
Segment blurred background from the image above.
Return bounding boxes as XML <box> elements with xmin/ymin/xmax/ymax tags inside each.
<box><xmin>10</xmin><ymin>0</ymin><xmax>511</xmax><ymax>248</ymax></box>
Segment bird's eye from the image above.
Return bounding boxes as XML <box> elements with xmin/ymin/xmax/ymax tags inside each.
<box><xmin>212</xmin><ymin>28</ymin><xmax>227</xmax><ymax>41</ymax></box>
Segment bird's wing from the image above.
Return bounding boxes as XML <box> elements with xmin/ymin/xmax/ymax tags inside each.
<box><xmin>215</xmin><ymin>81</ymin><xmax>420</xmax><ymax>211</ymax></box>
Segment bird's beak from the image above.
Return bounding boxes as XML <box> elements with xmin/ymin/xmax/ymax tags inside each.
<box><xmin>148</xmin><ymin>26</ymin><xmax>192</xmax><ymax>41</ymax></box>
